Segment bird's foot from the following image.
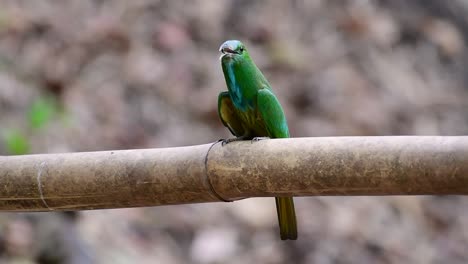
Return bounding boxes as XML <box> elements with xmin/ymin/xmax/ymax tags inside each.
<box><xmin>220</xmin><ymin>136</ymin><xmax>249</xmax><ymax>146</ymax></box>
<box><xmin>251</xmin><ymin>137</ymin><xmax>270</xmax><ymax>143</ymax></box>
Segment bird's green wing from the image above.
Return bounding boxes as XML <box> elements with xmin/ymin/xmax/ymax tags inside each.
<box><xmin>256</xmin><ymin>88</ymin><xmax>290</xmax><ymax>138</ymax></box>
<box><xmin>218</xmin><ymin>91</ymin><xmax>245</xmax><ymax>137</ymax></box>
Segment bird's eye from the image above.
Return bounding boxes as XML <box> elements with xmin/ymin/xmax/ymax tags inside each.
<box><xmin>239</xmin><ymin>47</ymin><xmax>244</xmax><ymax>52</ymax></box>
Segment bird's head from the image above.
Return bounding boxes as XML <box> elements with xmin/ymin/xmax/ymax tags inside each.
<box><xmin>219</xmin><ymin>40</ymin><xmax>248</xmax><ymax>61</ymax></box>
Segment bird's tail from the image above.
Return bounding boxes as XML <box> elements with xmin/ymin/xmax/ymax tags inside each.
<box><xmin>275</xmin><ymin>197</ymin><xmax>297</xmax><ymax>240</ymax></box>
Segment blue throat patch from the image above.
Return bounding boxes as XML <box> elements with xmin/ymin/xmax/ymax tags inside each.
<box><xmin>226</xmin><ymin>63</ymin><xmax>248</xmax><ymax>111</ymax></box>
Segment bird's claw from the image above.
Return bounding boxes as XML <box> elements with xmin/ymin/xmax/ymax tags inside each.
<box><xmin>219</xmin><ymin>137</ymin><xmax>248</xmax><ymax>146</ymax></box>
<box><xmin>222</xmin><ymin>139</ymin><xmax>230</xmax><ymax>146</ymax></box>
<box><xmin>218</xmin><ymin>136</ymin><xmax>265</xmax><ymax>146</ymax></box>
<box><xmin>218</xmin><ymin>138</ymin><xmax>233</xmax><ymax>146</ymax></box>
<box><xmin>251</xmin><ymin>137</ymin><xmax>270</xmax><ymax>143</ymax></box>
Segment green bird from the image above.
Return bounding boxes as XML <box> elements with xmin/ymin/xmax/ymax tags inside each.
<box><xmin>217</xmin><ymin>40</ymin><xmax>297</xmax><ymax>240</ymax></box>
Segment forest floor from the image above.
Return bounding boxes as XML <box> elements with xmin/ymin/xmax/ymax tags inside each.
<box><xmin>1</xmin><ymin>1</ymin><xmax>468</xmax><ymax>263</ymax></box>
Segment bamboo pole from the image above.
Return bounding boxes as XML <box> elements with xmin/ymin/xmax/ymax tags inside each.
<box><xmin>0</xmin><ymin>136</ymin><xmax>467</xmax><ymax>211</ymax></box>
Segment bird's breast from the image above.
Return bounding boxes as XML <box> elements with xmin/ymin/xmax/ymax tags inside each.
<box><xmin>226</xmin><ymin>66</ymin><xmax>254</xmax><ymax>111</ymax></box>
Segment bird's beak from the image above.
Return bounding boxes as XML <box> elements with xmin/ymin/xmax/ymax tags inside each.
<box><xmin>219</xmin><ymin>43</ymin><xmax>239</xmax><ymax>55</ymax></box>
<box><xmin>219</xmin><ymin>41</ymin><xmax>240</xmax><ymax>60</ymax></box>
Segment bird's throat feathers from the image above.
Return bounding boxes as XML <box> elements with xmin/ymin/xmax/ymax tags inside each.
<box><xmin>221</xmin><ymin>55</ymin><xmax>268</xmax><ymax>111</ymax></box>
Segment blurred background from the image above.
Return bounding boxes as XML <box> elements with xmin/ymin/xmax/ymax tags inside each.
<box><xmin>1</xmin><ymin>0</ymin><xmax>468</xmax><ymax>263</ymax></box>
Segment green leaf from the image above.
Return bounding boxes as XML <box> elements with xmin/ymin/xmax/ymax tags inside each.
<box><xmin>4</xmin><ymin>130</ymin><xmax>30</xmax><ymax>155</ymax></box>
<box><xmin>28</xmin><ymin>96</ymin><xmax>57</xmax><ymax>130</ymax></box>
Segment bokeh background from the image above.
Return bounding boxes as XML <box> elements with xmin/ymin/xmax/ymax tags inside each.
<box><xmin>1</xmin><ymin>0</ymin><xmax>468</xmax><ymax>263</ymax></box>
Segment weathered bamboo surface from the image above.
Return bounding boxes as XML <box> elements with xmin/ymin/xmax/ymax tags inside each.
<box><xmin>0</xmin><ymin>136</ymin><xmax>467</xmax><ymax>211</ymax></box>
